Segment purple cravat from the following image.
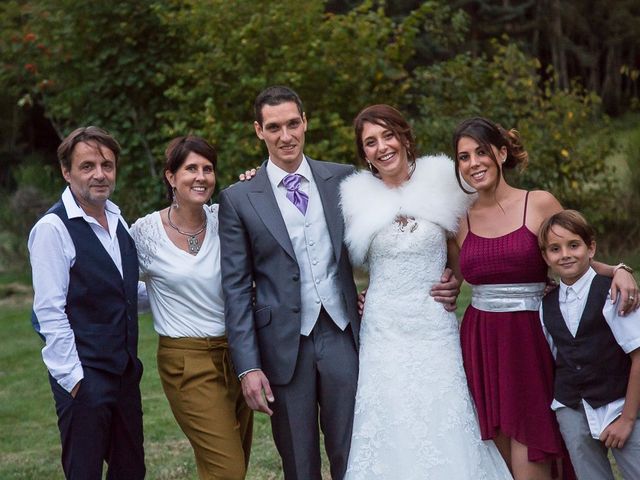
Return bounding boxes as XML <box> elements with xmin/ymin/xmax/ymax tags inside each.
<box><xmin>282</xmin><ymin>173</ymin><xmax>309</xmax><ymax>215</ymax></box>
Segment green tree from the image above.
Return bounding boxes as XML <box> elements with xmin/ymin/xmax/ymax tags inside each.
<box><xmin>159</xmin><ymin>0</ymin><xmax>467</xmax><ymax>189</ymax></box>
<box><xmin>412</xmin><ymin>39</ymin><xmax>617</xmax><ymax>225</ymax></box>
<box><xmin>1</xmin><ymin>0</ymin><xmax>184</xmax><ymax>218</ymax></box>
<box><xmin>0</xmin><ymin>1</ymin><xmax>49</xmax><ymax>177</ymax></box>
<box><xmin>0</xmin><ymin>0</ymin><xmax>621</xmax><ymax>235</ymax></box>
<box><xmin>452</xmin><ymin>0</ymin><xmax>640</xmax><ymax>115</ymax></box>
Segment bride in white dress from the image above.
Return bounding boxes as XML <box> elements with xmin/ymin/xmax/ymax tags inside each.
<box><xmin>340</xmin><ymin>105</ymin><xmax>512</xmax><ymax>479</ymax></box>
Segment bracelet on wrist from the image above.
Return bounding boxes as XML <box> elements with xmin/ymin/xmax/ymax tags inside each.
<box><xmin>613</xmin><ymin>262</ymin><xmax>634</xmax><ymax>276</ymax></box>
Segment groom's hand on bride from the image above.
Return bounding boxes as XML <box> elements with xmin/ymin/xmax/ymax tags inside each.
<box><xmin>430</xmin><ymin>267</ymin><xmax>460</xmax><ymax>312</ymax></box>
<box><xmin>241</xmin><ymin>370</ymin><xmax>274</xmax><ymax>416</ymax></box>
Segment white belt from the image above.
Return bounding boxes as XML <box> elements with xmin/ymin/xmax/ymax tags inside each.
<box><xmin>470</xmin><ymin>282</ymin><xmax>546</xmax><ymax>312</ymax></box>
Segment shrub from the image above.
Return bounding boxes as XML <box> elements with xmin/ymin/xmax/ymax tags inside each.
<box><xmin>0</xmin><ymin>157</ymin><xmax>61</xmax><ymax>272</ymax></box>
<box><xmin>411</xmin><ymin>39</ymin><xmax>618</xmax><ymax>226</ymax></box>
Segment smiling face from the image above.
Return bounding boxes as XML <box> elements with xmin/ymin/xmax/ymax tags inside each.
<box><xmin>361</xmin><ymin>121</ymin><xmax>409</xmax><ymax>187</ymax></box>
<box><xmin>455</xmin><ymin>136</ymin><xmax>506</xmax><ymax>192</ymax></box>
<box><xmin>165</xmin><ymin>152</ymin><xmax>215</xmax><ymax>208</ymax></box>
<box><xmin>62</xmin><ymin>140</ymin><xmax>116</xmax><ymax>215</ymax></box>
<box><xmin>254</xmin><ymin>101</ymin><xmax>307</xmax><ymax>173</ymax></box>
<box><xmin>542</xmin><ymin>225</ymin><xmax>596</xmax><ymax>285</ymax></box>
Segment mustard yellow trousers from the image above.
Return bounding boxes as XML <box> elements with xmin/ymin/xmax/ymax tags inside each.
<box><xmin>157</xmin><ymin>336</ymin><xmax>253</xmax><ymax>479</ymax></box>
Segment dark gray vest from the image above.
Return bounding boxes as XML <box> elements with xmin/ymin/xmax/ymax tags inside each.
<box><xmin>542</xmin><ymin>274</ymin><xmax>630</xmax><ymax>409</ymax></box>
<box><xmin>32</xmin><ymin>199</ymin><xmax>139</xmax><ymax>374</ymax></box>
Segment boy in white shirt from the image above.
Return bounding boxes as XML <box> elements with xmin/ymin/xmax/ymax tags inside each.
<box><xmin>538</xmin><ymin>209</ymin><xmax>640</xmax><ymax>480</ymax></box>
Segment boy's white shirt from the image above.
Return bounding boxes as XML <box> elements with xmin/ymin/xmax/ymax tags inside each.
<box><xmin>539</xmin><ymin>266</ymin><xmax>640</xmax><ymax>439</ymax></box>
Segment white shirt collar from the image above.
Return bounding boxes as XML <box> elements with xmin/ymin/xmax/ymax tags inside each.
<box><xmin>559</xmin><ymin>266</ymin><xmax>596</xmax><ymax>302</ymax></box>
<box><xmin>266</xmin><ymin>155</ymin><xmax>312</xmax><ymax>190</ymax></box>
<box><xmin>61</xmin><ymin>186</ymin><xmax>121</xmax><ymax>220</ymax></box>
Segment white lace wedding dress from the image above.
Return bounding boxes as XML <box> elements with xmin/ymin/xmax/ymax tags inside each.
<box><xmin>340</xmin><ymin>155</ymin><xmax>511</xmax><ymax>480</ymax></box>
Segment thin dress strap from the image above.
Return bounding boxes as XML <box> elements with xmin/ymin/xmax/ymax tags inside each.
<box><xmin>522</xmin><ymin>191</ymin><xmax>530</xmax><ymax>226</ymax></box>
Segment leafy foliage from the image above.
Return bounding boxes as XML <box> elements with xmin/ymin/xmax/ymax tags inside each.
<box><xmin>0</xmin><ymin>157</ymin><xmax>60</xmax><ymax>271</ymax></box>
<box><xmin>1</xmin><ymin>0</ymin><xmax>184</xmax><ymax>217</ymax></box>
<box><xmin>412</xmin><ymin>39</ymin><xmax>618</xmax><ymax>224</ymax></box>
<box><xmin>159</xmin><ymin>0</ymin><xmax>468</xmax><ymax>189</ymax></box>
<box><xmin>0</xmin><ymin>0</ymin><xmax>629</xmax><ymax>268</ymax></box>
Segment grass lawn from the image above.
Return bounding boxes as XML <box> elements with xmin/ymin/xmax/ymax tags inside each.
<box><xmin>0</xmin><ymin>300</ymin><xmax>285</xmax><ymax>479</ymax></box>
<box><xmin>1</xmin><ymin>280</ymin><xmax>628</xmax><ymax>479</ymax></box>
<box><xmin>0</xmin><ymin>282</ymin><xmax>468</xmax><ymax>479</ymax></box>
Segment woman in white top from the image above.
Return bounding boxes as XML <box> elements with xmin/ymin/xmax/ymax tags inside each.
<box><xmin>130</xmin><ymin>136</ymin><xmax>252</xmax><ymax>480</ymax></box>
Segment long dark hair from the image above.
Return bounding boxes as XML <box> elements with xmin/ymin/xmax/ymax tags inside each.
<box><xmin>452</xmin><ymin>117</ymin><xmax>528</xmax><ymax>193</ymax></box>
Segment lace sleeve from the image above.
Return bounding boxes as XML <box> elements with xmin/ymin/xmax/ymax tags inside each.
<box><xmin>207</xmin><ymin>203</ymin><xmax>219</xmax><ymax>234</ymax></box>
<box><xmin>130</xmin><ymin>212</ymin><xmax>163</xmax><ymax>274</ymax></box>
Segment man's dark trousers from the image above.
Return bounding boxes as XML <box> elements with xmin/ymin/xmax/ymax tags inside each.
<box><xmin>49</xmin><ymin>359</ymin><xmax>144</xmax><ymax>479</ymax></box>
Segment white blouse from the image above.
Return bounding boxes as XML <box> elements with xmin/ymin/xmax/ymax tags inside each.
<box><xmin>130</xmin><ymin>205</ymin><xmax>225</xmax><ymax>338</ymax></box>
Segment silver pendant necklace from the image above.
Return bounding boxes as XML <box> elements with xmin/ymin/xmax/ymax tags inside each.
<box><xmin>167</xmin><ymin>208</ymin><xmax>206</xmax><ymax>255</ymax></box>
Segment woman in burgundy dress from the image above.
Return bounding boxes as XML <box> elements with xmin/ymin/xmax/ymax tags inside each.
<box><xmin>452</xmin><ymin>117</ymin><xmax>639</xmax><ymax>479</ymax></box>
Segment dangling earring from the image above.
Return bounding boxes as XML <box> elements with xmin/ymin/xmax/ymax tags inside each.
<box><xmin>171</xmin><ymin>187</ymin><xmax>179</xmax><ymax>209</ymax></box>
<box><xmin>408</xmin><ymin>160</ymin><xmax>416</xmax><ymax>177</ymax></box>
<box><xmin>367</xmin><ymin>161</ymin><xmax>381</xmax><ymax>178</ymax></box>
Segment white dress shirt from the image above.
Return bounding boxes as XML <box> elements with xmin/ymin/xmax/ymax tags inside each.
<box><xmin>28</xmin><ymin>187</ymin><xmax>145</xmax><ymax>392</ymax></box>
<box><xmin>540</xmin><ymin>267</ymin><xmax>640</xmax><ymax>438</ymax></box>
<box><xmin>130</xmin><ymin>205</ymin><xmax>225</xmax><ymax>338</ymax></box>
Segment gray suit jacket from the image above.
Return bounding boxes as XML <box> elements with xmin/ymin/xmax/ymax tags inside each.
<box><xmin>219</xmin><ymin>158</ymin><xmax>360</xmax><ymax>385</ymax></box>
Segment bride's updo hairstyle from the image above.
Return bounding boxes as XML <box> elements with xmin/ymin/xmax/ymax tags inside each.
<box><xmin>353</xmin><ymin>104</ymin><xmax>417</xmax><ymax>174</ymax></box>
<box><xmin>452</xmin><ymin>117</ymin><xmax>528</xmax><ymax>194</ymax></box>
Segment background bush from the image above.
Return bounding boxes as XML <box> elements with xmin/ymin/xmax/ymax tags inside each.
<box><xmin>1</xmin><ymin>0</ymin><xmax>638</xmax><ymax>271</ymax></box>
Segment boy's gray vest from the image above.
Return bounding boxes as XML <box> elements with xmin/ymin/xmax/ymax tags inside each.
<box><xmin>542</xmin><ymin>274</ymin><xmax>630</xmax><ymax>409</ymax></box>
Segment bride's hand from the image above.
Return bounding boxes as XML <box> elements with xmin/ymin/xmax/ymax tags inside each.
<box><xmin>357</xmin><ymin>288</ymin><xmax>367</xmax><ymax>317</ymax></box>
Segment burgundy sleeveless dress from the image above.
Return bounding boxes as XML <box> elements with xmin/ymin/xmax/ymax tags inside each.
<box><xmin>459</xmin><ymin>193</ymin><xmax>566</xmax><ymax>465</ymax></box>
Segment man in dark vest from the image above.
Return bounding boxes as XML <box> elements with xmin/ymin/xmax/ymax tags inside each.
<box><xmin>28</xmin><ymin>126</ymin><xmax>145</xmax><ymax>479</ymax></box>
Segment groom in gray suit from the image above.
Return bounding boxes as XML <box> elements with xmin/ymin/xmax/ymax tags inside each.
<box><xmin>220</xmin><ymin>86</ymin><xmax>460</xmax><ymax>479</ymax></box>
<box><xmin>219</xmin><ymin>86</ymin><xmax>360</xmax><ymax>479</ymax></box>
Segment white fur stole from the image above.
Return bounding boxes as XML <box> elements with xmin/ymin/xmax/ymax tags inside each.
<box><xmin>339</xmin><ymin>154</ymin><xmax>473</xmax><ymax>267</ymax></box>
